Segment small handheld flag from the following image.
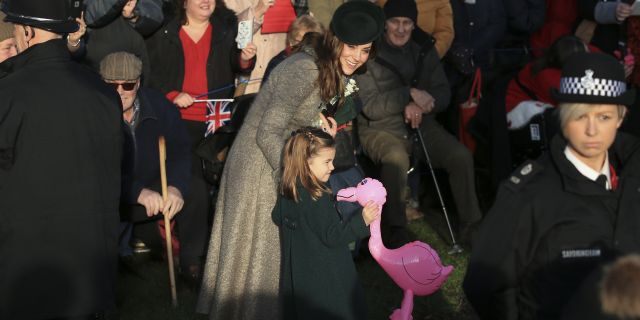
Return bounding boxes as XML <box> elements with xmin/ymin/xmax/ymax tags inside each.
<box><xmin>205</xmin><ymin>99</ymin><xmax>233</xmax><ymax>137</ymax></box>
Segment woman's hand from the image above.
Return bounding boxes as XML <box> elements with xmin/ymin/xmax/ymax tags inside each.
<box><xmin>362</xmin><ymin>201</ymin><xmax>380</xmax><ymax>226</ymax></box>
<box><xmin>318</xmin><ymin>113</ymin><xmax>337</xmax><ymax>137</ymax></box>
<box><xmin>241</xmin><ymin>42</ymin><xmax>258</xmax><ymax>61</ymax></box>
<box><xmin>616</xmin><ymin>2</ymin><xmax>632</xmax><ymax>22</ymax></box>
<box><xmin>173</xmin><ymin>92</ymin><xmax>195</xmax><ymax>108</ymax></box>
<box><xmin>254</xmin><ymin>0</ymin><xmax>275</xmax><ymax>19</ymax></box>
<box><xmin>67</xmin><ymin>15</ymin><xmax>86</xmax><ymax>48</ymax></box>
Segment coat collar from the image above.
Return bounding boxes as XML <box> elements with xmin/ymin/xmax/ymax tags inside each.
<box><xmin>135</xmin><ymin>88</ymin><xmax>159</xmax><ymax>123</ymax></box>
<box><xmin>549</xmin><ymin>134</ymin><xmax>639</xmax><ymax>196</ymax></box>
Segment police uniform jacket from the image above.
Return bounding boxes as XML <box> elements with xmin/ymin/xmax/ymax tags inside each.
<box><xmin>0</xmin><ymin>39</ymin><xmax>123</xmax><ymax>319</ymax></box>
<box><xmin>463</xmin><ymin>133</ymin><xmax>640</xmax><ymax>320</ymax></box>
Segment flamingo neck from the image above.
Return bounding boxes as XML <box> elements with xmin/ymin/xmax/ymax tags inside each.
<box><xmin>368</xmin><ymin>216</ymin><xmax>388</xmax><ymax>258</ymax></box>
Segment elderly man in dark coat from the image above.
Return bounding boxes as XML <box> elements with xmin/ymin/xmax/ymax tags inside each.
<box><xmin>0</xmin><ymin>1</ymin><xmax>122</xmax><ymax>319</ymax></box>
<box><xmin>356</xmin><ymin>0</ymin><xmax>482</xmax><ymax>248</ymax></box>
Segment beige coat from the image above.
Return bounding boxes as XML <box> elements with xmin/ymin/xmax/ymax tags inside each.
<box><xmin>378</xmin><ymin>0</ymin><xmax>454</xmax><ymax>58</ymax></box>
<box><xmin>196</xmin><ymin>51</ymin><xmax>323</xmax><ymax>319</ymax></box>
<box><xmin>225</xmin><ymin>0</ymin><xmax>287</xmax><ymax>94</ymax></box>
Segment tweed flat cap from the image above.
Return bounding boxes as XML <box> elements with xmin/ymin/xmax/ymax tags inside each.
<box><xmin>100</xmin><ymin>52</ymin><xmax>143</xmax><ymax>81</ymax></box>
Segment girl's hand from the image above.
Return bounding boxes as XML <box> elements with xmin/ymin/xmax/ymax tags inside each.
<box><xmin>241</xmin><ymin>42</ymin><xmax>258</xmax><ymax>61</ymax></box>
<box><xmin>173</xmin><ymin>92</ymin><xmax>195</xmax><ymax>108</ymax></box>
<box><xmin>318</xmin><ymin>113</ymin><xmax>337</xmax><ymax>137</ymax></box>
<box><xmin>362</xmin><ymin>201</ymin><xmax>380</xmax><ymax>226</ymax></box>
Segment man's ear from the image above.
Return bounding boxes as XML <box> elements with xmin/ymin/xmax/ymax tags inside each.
<box><xmin>23</xmin><ymin>26</ymin><xmax>34</xmax><ymax>40</ymax></box>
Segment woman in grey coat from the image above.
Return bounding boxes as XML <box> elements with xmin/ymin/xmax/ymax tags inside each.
<box><xmin>196</xmin><ymin>2</ymin><xmax>384</xmax><ymax>319</ymax></box>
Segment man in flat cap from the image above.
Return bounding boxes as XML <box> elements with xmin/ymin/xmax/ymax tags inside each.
<box><xmin>0</xmin><ymin>0</ymin><xmax>123</xmax><ymax>319</ymax></box>
<box><xmin>100</xmin><ymin>52</ymin><xmax>206</xmax><ymax>285</ymax></box>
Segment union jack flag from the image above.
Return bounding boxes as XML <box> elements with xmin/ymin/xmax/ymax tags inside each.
<box><xmin>205</xmin><ymin>99</ymin><xmax>233</xmax><ymax>137</ymax></box>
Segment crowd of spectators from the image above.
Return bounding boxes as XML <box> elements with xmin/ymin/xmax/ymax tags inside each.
<box><xmin>4</xmin><ymin>0</ymin><xmax>640</xmax><ymax>319</ymax></box>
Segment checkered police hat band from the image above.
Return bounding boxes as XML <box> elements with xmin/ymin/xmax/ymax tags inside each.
<box><xmin>559</xmin><ymin>77</ymin><xmax>626</xmax><ymax>98</ymax></box>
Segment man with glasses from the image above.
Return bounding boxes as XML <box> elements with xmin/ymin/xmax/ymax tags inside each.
<box><xmin>0</xmin><ymin>0</ymin><xmax>122</xmax><ymax>318</ymax></box>
<box><xmin>99</xmin><ymin>52</ymin><xmax>201</xmax><ymax>285</ymax></box>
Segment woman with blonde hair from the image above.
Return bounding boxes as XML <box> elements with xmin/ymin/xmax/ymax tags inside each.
<box><xmin>464</xmin><ymin>52</ymin><xmax>640</xmax><ymax>319</ymax></box>
<box><xmin>196</xmin><ymin>2</ymin><xmax>384</xmax><ymax>319</ymax></box>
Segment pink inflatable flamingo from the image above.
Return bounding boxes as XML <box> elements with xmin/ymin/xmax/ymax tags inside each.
<box><xmin>337</xmin><ymin>178</ymin><xmax>454</xmax><ymax>320</ymax></box>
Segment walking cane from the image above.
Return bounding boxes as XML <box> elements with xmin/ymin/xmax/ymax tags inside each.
<box><xmin>414</xmin><ymin>129</ymin><xmax>464</xmax><ymax>255</ymax></box>
<box><xmin>159</xmin><ymin>136</ymin><xmax>178</xmax><ymax>306</ymax></box>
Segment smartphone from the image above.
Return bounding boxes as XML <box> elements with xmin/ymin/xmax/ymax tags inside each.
<box><xmin>236</xmin><ymin>20</ymin><xmax>253</xmax><ymax>49</ymax></box>
<box><xmin>68</xmin><ymin>0</ymin><xmax>84</xmax><ymax>20</ymax></box>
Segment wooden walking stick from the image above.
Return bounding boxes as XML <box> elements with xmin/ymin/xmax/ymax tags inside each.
<box><xmin>159</xmin><ymin>136</ymin><xmax>178</xmax><ymax>307</ymax></box>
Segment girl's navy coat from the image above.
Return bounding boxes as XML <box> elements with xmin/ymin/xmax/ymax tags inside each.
<box><xmin>272</xmin><ymin>187</ymin><xmax>370</xmax><ymax>320</ymax></box>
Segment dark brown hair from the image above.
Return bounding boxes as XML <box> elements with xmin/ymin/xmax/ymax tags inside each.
<box><xmin>280</xmin><ymin>127</ymin><xmax>335</xmax><ymax>202</ymax></box>
<box><xmin>314</xmin><ymin>30</ymin><xmax>374</xmax><ymax>106</ymax></box>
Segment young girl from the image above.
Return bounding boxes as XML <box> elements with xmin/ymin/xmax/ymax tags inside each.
<box><xmin>272</xmin><ymin>127</ymin><xmax>379</xmax><ymax>320</ymax></box>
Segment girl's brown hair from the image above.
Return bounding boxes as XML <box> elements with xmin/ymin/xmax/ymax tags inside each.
<box><xmin>280</xmin><ymin>127</ymin><xmax>335</xmax><ymax>202</ymax></box>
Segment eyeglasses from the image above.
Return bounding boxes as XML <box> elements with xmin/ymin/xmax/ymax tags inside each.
<box><xmin>106</xmin><ymin>81</ymin><xmax>137</xmax><ymax>91</ymax></box>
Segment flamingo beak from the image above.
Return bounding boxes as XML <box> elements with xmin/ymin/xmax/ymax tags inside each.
<box><xmin>336</xmin><ymin>187</ymin><xmax>357</xmax><ymax>202</ymax></box>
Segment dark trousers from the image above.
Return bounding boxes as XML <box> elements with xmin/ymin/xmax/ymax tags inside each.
<box><xmin>359</xmin><ymin>119</ymin><xmax>482</xmax><ymax>229</ymax></box>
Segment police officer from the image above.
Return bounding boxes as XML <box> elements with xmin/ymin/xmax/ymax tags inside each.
<box><xmin>463</xmin><ymin>52</ymin><xmax>640</xmax><ymax>319</ymax></box>
<box><xmin>0</xmin><ymin>1</ymin><xmax>122</xmax><ymax>319</ymax></box>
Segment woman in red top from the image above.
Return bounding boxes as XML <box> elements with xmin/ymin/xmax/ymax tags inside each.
<box><xmin>146</xmin><ymin>0</ymin><xmax>258</xmax><ymax>282</ymax></box>
<box><xmin>506</xmin><ymin>35</ymin><xmax>588</xmax><ymax>113</ymax></box>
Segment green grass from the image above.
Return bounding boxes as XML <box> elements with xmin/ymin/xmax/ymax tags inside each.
<box><xmin>116</xmin><ymin>213</ymin><xmax>475</xmax><ymax>320</ymax></box>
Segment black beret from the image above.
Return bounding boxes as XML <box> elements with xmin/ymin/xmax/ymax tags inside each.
<box><xmin>330</xmin><ymin>1</ymin><xmax>385</xmax><ymax>45</ymax></box>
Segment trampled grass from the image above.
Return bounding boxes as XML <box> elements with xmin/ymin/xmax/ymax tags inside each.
<box><xmin>116</xmin><ymin>212</ymin><xmax>475</xmax><ymax>320</ymax></box>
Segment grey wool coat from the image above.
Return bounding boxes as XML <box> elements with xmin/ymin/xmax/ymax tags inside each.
<box><xmin>197</xmin><ymin>51</ymin><xmax>324</xmax><ymax>319</ymax></box>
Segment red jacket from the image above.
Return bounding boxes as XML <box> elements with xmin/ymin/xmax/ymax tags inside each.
<box><xmin>505</xmin><ymin>63</ymin><xmax>561</xmax><ymax>112</ymax></box>
<box><xmin>529</xmin><ymin>0</ymin><xmax>578</xmax><ymax>56</ymax></box>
